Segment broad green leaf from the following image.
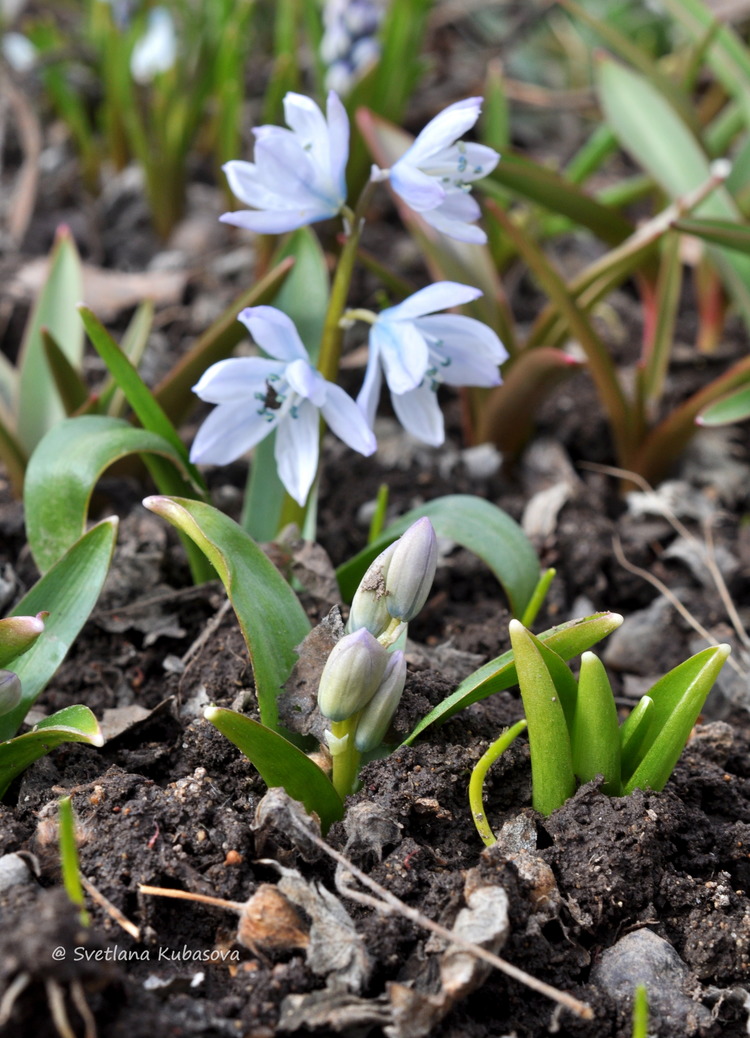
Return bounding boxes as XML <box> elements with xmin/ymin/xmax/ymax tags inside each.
<box><xmin>0</xmin><ymin>615</ymin><xmax>45</xmax><ymax>669</ymax></box>
<box><xmin>0</xmin><ymin>519</ymin><xmax>118</xmax><ymax>742</ymax></box>
<box><xmin>78</xmin><ymin>305</ymin><xmax>207</xmax><ymax>494</ymax></box>
<box><xmin>698</xmin><ymin>384</ymin><xmax>750</xmax><ymax>425</ymax></box>
<box><xmin>0</xmin><ymin>404</ymin><xmax>26</xmax><ymax>497</ymax></box>
<box><xmin>24</xmin><ymin>415</ymin><xmax>200</xmax><ymax>573</ymax></box>
<box><xmin>205</xmin><ymin>707</ymin><xmax>343</xmax><ymax>832</ymax></box>
<box><xmin>509</xmin><ymin>620</ymin><xmax>575</xmax><ymax>816</ymax></box>
<box><xmin>337</xmin><ymin>495</ymin><xmax>541</xmax><ymax>621</ymax></box>
<box><xmin>596</xmin><ymin>56</ymin><xmax>750</xmax><ymax>325</ymax></box>
<box><xmin>145</xmin><ymin>497</ymin><xmax>311</xmax><ymax>729</ymax></box>
<box><xmin>0</xmin><ymin>705</ymin><xmax>103</xmax><ymax>799</ymax></box>
<box><xmin>42</xmin><ymin>329</ymin><xmax>90</xmax><ymax>416</ymax></box>
<box><xmin>619</xmin><ymin>695</ymin><xmax>654</xmax><ymax>781</ymax></box>
<box><xmin>402</xmin><ymin>611</ymin><xmax>623</xmax><ymax>745</ymax></box>
<box><xmin>16</xmin><ymin>228</ymin><xmax>84</xmax><ymax>453</ymax></box>
<box><xmin>571</xmin><ymin>652</ymin><xmax>621</xmax><ymax>795</ymax></box>
<box><xmin>623</xmin><ymin>644</ymin><xmax>731</xmax><ymax>794</ymax></box>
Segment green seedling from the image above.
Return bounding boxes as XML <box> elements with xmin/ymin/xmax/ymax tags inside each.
<box><xmin>0</xmin><ymin>520</ymin><xmax>116</xmax><ymax>798</ymax></box>
<box><xmin>58</xmin><ymin>796</ymin><xmax>89</xmax><ymax>927</ymax></box>
<box><xmin>471</xmin><ymin>619</ymin><xmax>731</xmax><ymax>836</ymax></box>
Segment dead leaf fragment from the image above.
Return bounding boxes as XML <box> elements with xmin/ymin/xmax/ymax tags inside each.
<box><xmin>238</xmin><ymin>884</ymin><xmax>309</xmax><ymax>954</ymax></box>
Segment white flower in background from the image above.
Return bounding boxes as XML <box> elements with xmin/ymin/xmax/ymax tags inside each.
<box><xmin>1</xmin><ymin>31</ymin><xmax>36</xmax><ymax>72</ymax></box>
<box><xmin>130</xmin><ymin>7</ymin><xmax>177</xmax><ymax>83</ymax></box>
<box><xmin>320</xmin><ymin>0</ymin><xmax>385</xmax><ymax>95</ymax></box>
<box><xmin>357</xmin><ymin>282</ymin><xmax>508</xmax><ymax>446</ymax></box>
<box><xmin>190</xmin><ymin>306</ymin><xmax>376</xmax><ymax>506</ymax></box>
<box><xmin>374</xmin><ymin>97</ymin><xmax>499</xmax><ymax>244</ymax></box>
<box><xmin>221</xmin><ymin>91</ymin><xmax>349</xmax><ymax>234</ymax></box>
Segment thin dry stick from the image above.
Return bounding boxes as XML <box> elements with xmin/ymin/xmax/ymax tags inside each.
<box><xmin>45</xmin><ymin>979</ymin><xmax>77</xmax><ymax>1038</ymax></box>
<box><xmin>0</xmin><ymin>972</ymin><xmax>30</xmax><ymax>1025</ymax></box>
<box><xmin>289</xmin><ymin>823</ymin><xmax>593</xmax><ymax>1020</ymax></box>
<box><xmin>81</xmin><ymin>875</ymin><xmax>141</xmax><ymax>941</ymax></box>
<box><xmin>702</xmin><ymin>520</ymin><xmax>750</xmax><ymax>652</ymax></box>
<box><xmin>138</xmin><ymin>884</ymin><xmax>245</xmax><ymax>913</ymax></box>
<box><xmin>69</xmin><ymin>980</ymin><xmax>97</xmax><ymax>1038</ymax></box>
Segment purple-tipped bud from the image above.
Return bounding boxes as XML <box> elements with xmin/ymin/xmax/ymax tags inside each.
<box><xmin>346</xmin><ymin>540</ymin><xmax>400</xmax><ymax>636</ymax></box>
<box><xmin>318</xmin><ymin>629</ymin><xmax>389</xmax><ymax>722</ymax></box>
<box><xmin>354</xmin><ymin>650</ymin><xmax>407</xmax><ymax>752</ymax></box>
<box><xmin>384</xmin><ymin>518</ymin><xmax>437</xmax><ymax>622</ymax></box>
<box><xmin>0</xmin><ymin>670</ymin><xmax>22</xmax><ymax>717</ymax></box>
<box><xmin>0</xmin><ymin>613</ymin><xmax>46</xmax><ymax>670</ymax></box>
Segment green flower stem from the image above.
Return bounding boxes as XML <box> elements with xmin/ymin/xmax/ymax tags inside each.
<box><xmin>329</xmin><ymin>717</ymin><xmax>362</xmax><ymax>798</ymax></box>
<box><xmin>469</xmin><ymin>719</ymin><xmax>528</xmax><ymax>847</ymax></box>
<box><xmin>377</xmin><ymin>616</ymin><xmax>403</xmax><ymax>649</ymax></box>
<box><xmin>520</xmin><ymin>567</ymin><xmax>556</xmax><ymax>628</ymax></box>
<box><xmin>277</xmin><ymin>179</ymin><xmax>380</xmax><ymax>531</ymax></box>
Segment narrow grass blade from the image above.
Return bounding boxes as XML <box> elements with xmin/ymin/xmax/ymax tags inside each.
<box><xmin>205</xmin><ymin>707</ymin><xmax>343</xmax><ymax>831</ymax></box>
<box><xmin>58</xmin><ymin>796</ymin><xmax>89</xmax><ymax>924</ymax></box>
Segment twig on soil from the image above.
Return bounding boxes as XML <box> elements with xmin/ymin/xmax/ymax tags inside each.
<box><xmin>291</xmin><ymin>821</ymin><xmax>594</xmax><ymax>1020</ymax></box>
<box><xmin>583</xmin><ymin>462</ymin><xmax>749</xmax><ymax>675</ymax></box>
<box><xmin>80</xmin><ymin>875</ymin><xmax>140</xmax><ymax>940</ymax></box>
<box><xmin>46</xmin><ymin>977</ymin><xmax>97</xmax><ymax>1038</ymax></box>
<box><xmin>0</xmin><ymin>972</ymin><xmax>30</xmax><ymax>1025</ymax></box>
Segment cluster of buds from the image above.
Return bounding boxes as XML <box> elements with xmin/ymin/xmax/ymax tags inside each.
<box><xmin>320</xmin><ymin>0</ymin><xmax>386</xmax><ymax>96</ymax></box>
<box><xmin>317</xmin><ymin>518</ymin><xmax>437</xmax><ymax>794</ymax></box>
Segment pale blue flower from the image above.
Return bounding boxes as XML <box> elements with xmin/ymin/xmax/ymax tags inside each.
<box><xmin>220</xmin><ymin>92</ymin><xmax>349</xmax><ymax>235</ymax></box>
<box><xmin>378</xmin><ymin>98</ymin><xmax>499</xmax><ymax>244</ymax></box>
<box><xmin>321</xmin><ymin>0</ymin><xmax>385</xmax><ymax>95</ymax></box>
<box><xmin>357</xmin><ymin>282</ymin><xmax>508</xmax><ymax>446</ymax></box>
<box><xmin>130</xmin><ymin>7</ymin><xmax>177</xmax><ymax>83</ymax></box>
<box><xmin>190</xmin><ymin>306</ymin><xmax>376</xmax><ymax>506</ymax></box>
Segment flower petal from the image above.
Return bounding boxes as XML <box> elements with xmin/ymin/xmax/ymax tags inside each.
<box><xmin>356</xmin><ymin>350</ymin><xmax>383</xmax><ymax>429</ymax></box>
<box><xmin>391</xmin><ymin>382</ymin><xmax>445</xmax><ymax>446</ymax></box>
<box><xmin>190</xmin><ymin>400</ymin><xmax>278</xmax><ymax>465</ymax></box>
<box><xmin>321</xmin><ymin>382</ymin><xmax>377</xmax><ymax>455</ymax></box>
<box><xmin>389</xmin><ymin>161</ymin><xmax>445</xmax><ymax>211</ymax></box>
<box><xmin>421</xmin><ymin>205</ymin><xmax>488</xmax><ymax>244</ymax></box>
<box><xmin>370</xmin><ymin>319</ymin><xmax>429</xmax><ymax>394</ymax></box>
<box><xmin>402</xmin><ymin>97</ymin><xmax>483</xmax><ymax>166</ymax></box>
<box><xmin>238</xmin><ymin>307</ymin><xmax>309</xmax><ymax>362</ymax></box>
<box><xmin>418</xmin><ymin>313</ymin><xmax>508</xmax><ymax>366</ymax></box>
<box><xmin>275</xmin><ymin>398</ymin><xmax>320</xmax><ymax>505</ymax></box>
<box><xmin>383</xmin><ymin>281</ymin><xmax>482</xmax><ymax>322</ymax></box>
<box><xmin>326</xmin><ymin>90</ymin><xmax>350</xmax><ymax>195</ymax></box>
<box><xmin>220</xmin><ymin>208</ymin><xmax>327</xmax><ymax>234</ymax></box>
<box><xmin>192</xmin><ymin>357</ymin><xmax>284</xmax><ymax>403</ymax></box>
<box><xmin>286</xmin><ymin>358</ymin><xmax>327</xmax><ymax>406</ymax></box>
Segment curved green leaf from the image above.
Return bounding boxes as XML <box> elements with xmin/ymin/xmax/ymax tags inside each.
<box><xmin>145</xmin><ymin>497</ymin><xmax>311</xmax><ymax>729</ymax></box>
<box><xmin>0</xmin><ymin>518</ymin><xmax>118</xmax><ymax>742</ymax></box>
<box><xmin>25</xmin><ymin>415</ymin><xmax>201</xmax><ymax>573</ymax></box>
<box><xmin>336</xmin><ymin>495</ymin><xmax>540</xmax><ymax>620</ymax></box>
<box><xmin>402</xmin><ymin>611</ymin><xmax>623</xmax><ymax>745</ymax></box>
<box><xmin>698</xmin><ymin>383</ymin><xmax>750</xmax><ymax>426</ymax></box>
<box><xmin>0</xmin><ymin>705</ymin><xmax>103</xmax><ymax>799</ymax></box>
<box><xmin>205</xmin><ymin>707</ymin><xmax>342</xmax><ymax>832</ymax></box>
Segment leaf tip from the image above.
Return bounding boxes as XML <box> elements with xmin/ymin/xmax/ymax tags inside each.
<box><xmin>204</xmin><ymin>705</ymin><xmax>220</xmax><ymax>722</ymax></box>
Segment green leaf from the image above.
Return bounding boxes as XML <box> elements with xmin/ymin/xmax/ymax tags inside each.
<box><xmin>698</xmin><ymin>383</ymin><xmax>750</xmax><ymax>425</ymax></box>
<box><xmin>58</xmin><ymin>796</ymin><xmax>88</xmax><ymax>923</ymax></box>
<box><xmin>673</xmin><ymin>217</ymin><xmax>750</xmax><ymax>256</ymax></box>
<box><xmin>0</xmin><ymin>519</ymin><xmax>118</xmax><ymax>742</ymax></box>
<box><xmin>16</xmin><ymin>227</ymin><xmax>84</xmax><ymax>453</ymax></box>
<box><xmin>145</xmin><ymin>498</ymin><xmax>311</xmax><ymax>729</ymax></box>
<box><xmin>101</xmin><ymin>300</ymin><xmax>154</xmax><ymax>416</ymax></box>
<box><xmin>337</xmin><ymin>495</ymin><xmax>541</xmax><ymax>621</ymax></box>
<box><xmin>78</xmin><ymin>305</ymin><xmax>207</xmax><ymax>493</ymax></box>
<box><xmin>623</xmin><ymin>644</ymin><xmax>731</xmax><ymax>794</ymax></box>
<box><xmin>597</xmin><ymin>55</ymin><xmax>750</xmax><ymax>325</ymax></box>
<box><xmin>509</xmin><ymin>620</ymin><xmax>575</xmax><ymax>816</ymax></box>
<box><xmin>619</xmin><ymin>694</ymin><xmax>654</xmax><ymax>781</ymax></box>
<box><xmin>571</xmin><ymin>652</ymin><xmax>621</xmax><ymax>795</ymax></box>
<box><xmin>42</xmin><ymin>328</ymin><xmax>91</xmax><ymax>416</ymax></box>
<box><xmin>24</xmin><ymin>415</ymin><xmax>201</xmax><ymax>574</ymax></box>
<box><xmin>402</xmin><ymin>611</ymin><xmax>623</xmax><ymax>745</ymax></box>
<box><xmin>0</xmin><ymin>705</ymin><xmax>103</xmax><ymax>799</ymax></box>
<box><xmin>205</xmin><ymin>707</ymin><xmax>343</xmax><ymax>832</ymax></box>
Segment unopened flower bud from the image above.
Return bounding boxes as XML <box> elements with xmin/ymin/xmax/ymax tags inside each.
<box><xmin>318</xmin><ymin>629</ymin><xmax>389</xmax><ymax>722</ymax></box>
<box><xmin>384</xmin><ymin>517</ymin><xmax>437</xmax><ymax>621</ymax></box>
<box><xmin>354</xmin><ymin>651</ymin><xmax>407</xmax><ymax>752</ymax></box>
<box><xmin>0</xmin><ymin>612</ymin><xmax>45</xmax><ymax>669</ymax></box>
<box><xmin>346</xmin><ymin>540</ymin><xmax>399</xmax><ymax>636</ymax></box>
<box><xmin>0</xmin><ymin>670</ymin><xmax>22</xmax><ymax>717</ymax></box>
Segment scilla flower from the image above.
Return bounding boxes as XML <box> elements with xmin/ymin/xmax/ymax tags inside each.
<box><xmin>190</xmin><ymin>307</ymin><xmax>376</xmax><ymax>506</ymax></box>
<box><xmin>130</xmin><ymin>7</ymin><xmax>177</xmax><ymax>84</ymax></box>
<box><xmin>220</xmin><ymin>92</ymin><xmax>349</xmax><ymax>234</ymax></box>
<box><xmin>356</xmin><ymin>282</ymin><xmax>508</xmax><ymax>446</ymax></box>
<box><xmin>374</xmin><ymin>97</ymin><xmax>499</xmax><ymax>244</ymax></box>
